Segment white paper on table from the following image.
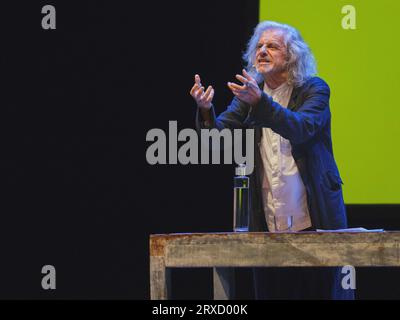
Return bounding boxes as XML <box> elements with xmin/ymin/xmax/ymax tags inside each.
<box><xmin>316</xmin><ymin>227</ymin><xmax>385</xmax><ymax>233</ymax></box>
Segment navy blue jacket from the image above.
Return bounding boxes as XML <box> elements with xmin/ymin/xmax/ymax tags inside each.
<box><xmin>196</xmin><ymin>76</ymin><xmax>348</xmax><ymax>231</ymax></box>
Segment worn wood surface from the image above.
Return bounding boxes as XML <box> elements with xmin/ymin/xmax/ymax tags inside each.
<box><xmin>149</xmin><ymin>256</ymin><xmax>171</xmax><ymax>300</ymax></box>
<box><xmin>149</xmin><ymin>232</ymin><xmax>400</xmax><ymax>299</ymax></box>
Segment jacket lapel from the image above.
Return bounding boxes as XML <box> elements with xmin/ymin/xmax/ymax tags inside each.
<box><xmin>258</xmin><ymin>80</ymin><xmax>302</xmax><ymax>112</ymax></box>
<box><xmin>288</xmin><ymin>85</ymin><xmax>301</xmax><ymax>111</ymax></box>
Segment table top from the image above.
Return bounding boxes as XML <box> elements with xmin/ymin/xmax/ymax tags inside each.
<box><xmin>150</xmin><ymin>231</ymin><xmax>400</xmax><ymax>267</ymax></box>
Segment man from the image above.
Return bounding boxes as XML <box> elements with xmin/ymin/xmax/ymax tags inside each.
<box><xmin>190</xmin><ymin>21</ymin><xmax>353</xmax><ymax>299</ymax></box>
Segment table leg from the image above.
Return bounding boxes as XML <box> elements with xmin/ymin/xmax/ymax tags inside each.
<box><xmin>150</xmin><ymin>256</ymin><xmax>171</xmax><ymax>299</ymax></box>
<box><xmin>213</xmin><ymin>267</ymin><xmax>235</xmax><ymax>300</ymax></box>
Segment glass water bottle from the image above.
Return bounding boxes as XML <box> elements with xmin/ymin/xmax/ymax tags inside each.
<box><xmin>233</xmin><ymin>164</ymin><xmax>249</xmax><ymax>232</ymax></box>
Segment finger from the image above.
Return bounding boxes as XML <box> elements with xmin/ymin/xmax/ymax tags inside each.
<box><xmin>190</xmin><ymin>83</ymin><xmax>201</xmax><ymax>96</ymax></box>
<box><xmin>245</xmin><ymin>81</ymin><xmax>255</xmax><ymax>90</ymax></box>
<box><xmin>228</xmin><ymin>86</ymin><xmax>244</xmax><ymax>98</ymax></box>
<box><xmin>227</xmin><ymin>84</ymin><xmax>243</xmax><ymax>97</ymax></box>
<box><xmin>235</xmin><ymin>74</ymin><xmax>248</xmax><ymax>85</ymax></box>
<box><xmin>194</xmin><ymin>87</ymin><xmax>205</xmax><ymax>99</ymax></box>
<box><xmin>227</xmin><ymin>82</ymin><xmax>245</xmax><ymax>91</ymax></box>
<box><xmin>204</xmin><ymin>88</ymin><xmax>214</xmax><ymax>103</ymax></box>
<box><xmin>242</xmin><ymin>69</ymin><xmax>253</xmax><ymax>81</ymax></box>
<box><xmin>201</xmin><ymin>85</ymin><xmax>212</xmax><ymax>99</ymax></box>
<box><xmin>231</xmin><ymin>89</ymin><xmax>242</xmax><ymax>97</ymax></box>
<box><xmin>231</xmin><ymin>90</ymin><xmax>240</xmax><ymax>98</ymax></box>
<box><xmin>195</xmin><ymin>74</ymin><xmax>202</xmax><ymax>87</ymax></box>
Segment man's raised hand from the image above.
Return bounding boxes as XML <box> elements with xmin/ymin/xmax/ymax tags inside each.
<box><xmin>190</xmin><ymin>74</ymin><xmax>214</xmax><ymax>110</ymax></box>
<box><xmin>227</xmin><ymin>69</ymin><xmax>261</xmax><ymax>105</ymax></box>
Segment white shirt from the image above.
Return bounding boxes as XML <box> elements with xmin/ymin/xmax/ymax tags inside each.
<box><xmin>258</xmin><ymin>82</ymin><xmax>312</xmax><ymax>232</ymax></box>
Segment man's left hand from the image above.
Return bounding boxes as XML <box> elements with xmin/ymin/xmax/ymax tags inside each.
<box><xmin>227</xmin><ymin>69</ymin><xmax>261</xmax><ymax>105</ymax></box>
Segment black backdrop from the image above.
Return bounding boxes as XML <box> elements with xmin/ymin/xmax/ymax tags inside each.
<box><xmin>1</xmin><ymin>1</ymin><xmax>399</xmax><ymax>300</ymax></box>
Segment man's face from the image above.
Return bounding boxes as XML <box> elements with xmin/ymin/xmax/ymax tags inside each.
<box><xmin>255</xmin><ymin>29</ymin><xmax>288</xmax><ymax>77</ymax></box>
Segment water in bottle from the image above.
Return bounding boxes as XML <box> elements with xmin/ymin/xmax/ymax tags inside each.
<box><xmin>233</xmin><ymin>164</ymin><xmax>249</xmax><ymax>232</ymax></box>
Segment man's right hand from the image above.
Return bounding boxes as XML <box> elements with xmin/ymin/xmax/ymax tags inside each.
<box><xmin>189</xmin><ymin>74</ymin><xmax>214</xmax><ymax>110</ymax></box>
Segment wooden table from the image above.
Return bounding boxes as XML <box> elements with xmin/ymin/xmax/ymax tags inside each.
<box><xmin>149</xmin><ymin>231</ymin><xmax>400</xmax><ymax>299</ymax></box>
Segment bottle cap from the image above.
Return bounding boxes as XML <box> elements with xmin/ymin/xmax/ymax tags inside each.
<box><xmin>235</xmin><ymin>163</ymin><xmax>247</xmax><ymax>176</ymax></box>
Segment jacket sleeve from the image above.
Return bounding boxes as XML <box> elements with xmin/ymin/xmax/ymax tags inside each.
<box><xmin>196</xmin><ymin>96</ymin><xmax>250</xmax><ymax>131</ymax></box>
<box><xmin>248</xmin><ymin>78</ymin><xmax>331</xmax><ymax>144</ymax></box>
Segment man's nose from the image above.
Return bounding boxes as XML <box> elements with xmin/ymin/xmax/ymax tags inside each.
<box><xmin>260</xmin><ymin>45</ymin><xmax>267</xmax><ymax>54</ymax></box>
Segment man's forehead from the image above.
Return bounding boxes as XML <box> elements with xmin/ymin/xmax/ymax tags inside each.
<box><xmin>258</xmin><ymin>29</ymin><xmax>285</xmax><ymax>43</ymax></box>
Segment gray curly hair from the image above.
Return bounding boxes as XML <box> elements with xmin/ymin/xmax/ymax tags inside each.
<box><xmin>243</xmin><ymin>21</ymin><xmax>317</xmax><ymax>87</ymax></box>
